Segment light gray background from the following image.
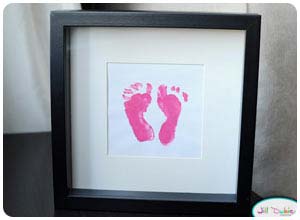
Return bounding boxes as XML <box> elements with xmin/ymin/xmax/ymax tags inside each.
<box><xmin>3</xmin><ymin>3</ymin><xmax>296</xmax><ymax>199</ymax></box>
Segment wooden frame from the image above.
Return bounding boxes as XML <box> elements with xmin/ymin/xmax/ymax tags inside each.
<box><xmin>50</xmin><ymin>10</ymin><xmax>261</xmax><ymax>216</ymax></box>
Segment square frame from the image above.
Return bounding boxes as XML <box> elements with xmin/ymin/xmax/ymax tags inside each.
<box><xmin>50</xmin><ymin>10</ymin><xmax>260</xmax><ymax>216</ymax></box>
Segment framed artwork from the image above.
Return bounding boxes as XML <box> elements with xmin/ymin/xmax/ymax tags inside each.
<box><xmin>50</xmin><ymin>11</ymin><xmax>261</xmax><ymax>216</ymax></box>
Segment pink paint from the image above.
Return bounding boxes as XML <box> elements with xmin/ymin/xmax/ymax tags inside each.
<box><xmin>122</xmin><ymin>94</ymin><xmax>130</xmax><ymax>101</ymax></box>
<box><xmin>131</xmin><ymin>82</ymin><xmax>142</xmax><ymax>90</ymax></box>
<box><xmin>157</xmin><ymin>85</ymin><xmax>188</xmax><ymax>145</ymax></box>
<box><xmin>146</xmin><ymin>83</ymin><xmax>152</xmax><ymax>93</ymax></box>
<box><xmin>182</xmin><ymin>92</ymin><xmax>188</xmax><ymax>102</ymax></box>
<box><xmin>171</xmin><ymin>86</ymin><xmax>180</xmax><ymax>93</ymax></box>
<box><xmin>123</xmin><ymin>83</ymin><xmax>154</xmax><ymax>142</ymax></box>
<box><xmin>124</xmin><ymin>88</ymin><xmax>133</xmax><ymax>94</ymax></box>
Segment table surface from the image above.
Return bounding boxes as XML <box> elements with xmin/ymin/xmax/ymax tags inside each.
<box><xmin>3</xmin><ymin>132</ymin><xmax>262</xmax><ymax>217</ymax></box>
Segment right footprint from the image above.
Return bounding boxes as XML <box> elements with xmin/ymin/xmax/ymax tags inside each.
<box><xmin>157</xmin><ymin>85</ymin><xmax>189</xmax><ymax>146</ymax></box>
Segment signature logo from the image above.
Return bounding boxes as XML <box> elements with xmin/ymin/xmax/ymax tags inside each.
<box><xmin>252</xmin><ymin>197</ymin><xmax>297</xmax><ymax>217</ymax></box>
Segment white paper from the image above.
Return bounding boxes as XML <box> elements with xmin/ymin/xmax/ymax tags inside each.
<box><xmin>108</xmin><ymin>63</ymin><xmax>204</xmax><ymax>158</ymax></box>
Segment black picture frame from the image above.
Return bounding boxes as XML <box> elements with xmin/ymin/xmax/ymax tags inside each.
<box><xmin>50</xmin><ymin>10</ymin><xmax>261</xmax><ymax>216</ymax></box>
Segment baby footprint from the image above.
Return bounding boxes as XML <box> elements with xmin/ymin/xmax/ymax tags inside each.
<box><xmin>122</xmin><ymin>82</ymin><xmax>154</xmax><ymax>142</ymax></box>
<box><xmin>157</xmin><ymin>85</ymin><xmax>188</xmax><ymax>145</ymax></box>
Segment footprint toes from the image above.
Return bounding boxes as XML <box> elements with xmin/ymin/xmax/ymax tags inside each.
<box><xmin>124</xmin><ymin>88</ymin><xmax>133</xmax><ymax>94</ymax></box>
<box><xmin>171</xmin><ymin>86</ymin><xmax>180</xmax><ymax>93</ymax></box>
<box><xmin>131</xmin><ymin>82</ymin><xmax>142</xmax><ymax>90</ymax></box>
<box><xmin>122</xmin><ymin>94</ymin><xmax>130</xmax><ymax>101</ymax></box>
<box><xmin>182</xmin><ymin>92</ymin><xmax>188</xmax><ymax>102</ymax></box>
<box><xmin>146</xmin><ymin>83</ymin><xmax>152</xmax><ymax>94</ymax></box>
<box><xmin>158</xmin><ymin>85</ymin><xmax>168</xmax><ymax>98</ymax></box>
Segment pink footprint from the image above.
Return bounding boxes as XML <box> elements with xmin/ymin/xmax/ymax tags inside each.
<box><xmin>122</xmin><ymin>83</ymin><xmax>154</xmax><ymax>142</ymax></box>
<box><xmin>157</xmin><ymin>85</ymin><xmax>188</xmax><ymax>145</ymax></box>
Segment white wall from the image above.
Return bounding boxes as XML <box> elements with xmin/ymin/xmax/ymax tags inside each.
<box><xmin>3</xmin><ymin>3</ymin><xmax>296</xmax><ymax>199</ymax></box>
<box><xmin>248</xmin><ymin>3</ymin><xmax>297</xmax><ymax>199</ymax></box>
<box><xmin>3</xmin><ymin>3</ymin><xmax>80</xmax><ymax>133</ymax></box>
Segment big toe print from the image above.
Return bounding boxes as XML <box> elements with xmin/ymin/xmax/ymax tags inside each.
<box><xmin>123</xmin><ymin>82</ymin><xmax>154</xmax><ymax>142</ymax></box>
<box><xmin>157</xmin><ymin>85</ymin><xmax>189</xmax><ymax>145</ymax></box>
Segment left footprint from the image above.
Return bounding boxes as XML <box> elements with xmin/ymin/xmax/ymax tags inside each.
<box><xmin>122</xmin><ymin>83</ymin><xmax>154</xmax><ymax>142</ymax></box>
